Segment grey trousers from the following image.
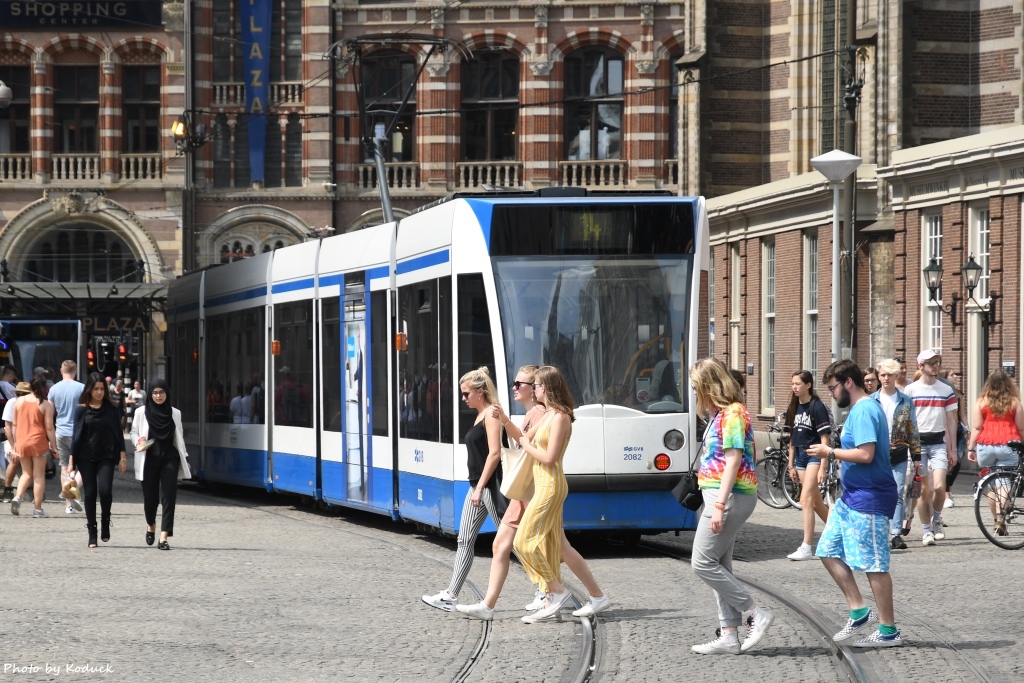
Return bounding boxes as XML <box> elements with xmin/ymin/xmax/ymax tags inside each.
<box><xmin>691</xmin><ymin>489</ymin><xmax>758</xmax><ymax>628</ymax></box>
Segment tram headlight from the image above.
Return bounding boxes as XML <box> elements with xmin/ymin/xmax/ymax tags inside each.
<box><xmin>654</xmin><ymin>453</ymin><xmax>671</xmax><ymax>471</ymax></box>
<box><xmin>663</xmin><ymin>429</ymin><xmax>685</xmax><ymax>451</ymax></box>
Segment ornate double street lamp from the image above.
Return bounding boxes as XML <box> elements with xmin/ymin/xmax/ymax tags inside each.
<box><xmin>922</xmin><ymin>254</ymin><xmax>996</xmax><ymax>327</ymax></box>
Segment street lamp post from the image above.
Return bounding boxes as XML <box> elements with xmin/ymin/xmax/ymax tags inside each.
<box><xmin>923</xmin><ymin>253</ymin><xmax>997</xmax><ymax>377</ymax></box>
<box><xmin>810</xmin><ymin>149</ymin><xmax>862</xmax><ymax>365</ymax></box>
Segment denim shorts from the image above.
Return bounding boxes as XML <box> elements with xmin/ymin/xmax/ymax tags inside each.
<box><xmin>815</xmin><ymin>499</ymin><xmax>891</xmax><ymax>573</ymax></box>
<box><xmin>921</xmin><ymin>442</ymin><xmax>949</xmax><ymax>474</ymax></box>
<box><xmin>976</xmin><ymin>444</ymin><xmax>1021</xmax><ymax>469</ymax></box>
<box><xmin>793</xmin><ymin>447</ymin><xmax>821</xmax><ymax>471</ymax></box>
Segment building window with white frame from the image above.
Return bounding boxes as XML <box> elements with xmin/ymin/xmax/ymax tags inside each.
<box><xmin>708</xmin><ymin>249</ymin><xmax>715</xmax><ymax>358</ymax></box>
<box><xmin>804</xmin><ymin>232</ymin><xmax>819</xmax><ymax>377</ymax></box>
<box><xmin>924</xmin><ymin>213</ymin><xmax>943</xmax><ymax>350</ymax></box>
<box><xmin>762</xmin><ymin>239</ymin><xmax>776</xmax><ymax>410</ymax></box>
<box><xmin>973</xmin><ymin>207</ymin><xmax>991</xmax><ymax>301</ymax></box>
<box><xmin>730</xmin><ymin>243</ymin><xmax>741</xmax><ymax>368</ymax></box>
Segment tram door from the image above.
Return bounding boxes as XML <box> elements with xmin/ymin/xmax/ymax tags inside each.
<box><xmin>343</xmin><ymin>281</ymin><xmax>369</xmax><ymax>503</ymax></box>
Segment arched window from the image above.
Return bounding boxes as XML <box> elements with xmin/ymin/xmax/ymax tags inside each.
<box><xmin>22</xmin><ymin>226</ymin><xmax>135</xmax><ymax>282</ymax></box>
<box><xmin>220</xmin><ymin>240</ymin><xmax>257</xmax><ymax>264</ymax></box>
<box><xmin>0</xmin><ymin>65</ymin><xmax>30</xmax><ymax>154</ymax></box>
<box><xmin>261</xmin><ymin>240</ymin><xmax>286</xmax><ymax>253</ymax></box>
<box><xmin>564</xmin><ymin>48</ymin><xmax>624</xmax><ymax>160</ymax></box>
<box><xmin>54</xmin><ymin>65</ymin><xmax>100</xmax><ymax>154</ymax></box>
<box><xmin>461</xmin><ymin>52</ymin><xmax>519</xmax><ymax>161</ymax></box>
<box><xmin>361</xmin><ymin>50</ymin><xmax>416</xmax><ymax>162</ymax></box>
<box><xmin>122</xmin><ymin>65</ymin><xmax>161</xmax><ymax>153</ymax></box>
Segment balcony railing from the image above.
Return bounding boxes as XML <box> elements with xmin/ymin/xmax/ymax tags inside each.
<box><xmin>121</xmin><ymin>154</ymin><xmax>163</xmax><ymax>181</ymax></box>
<box><xmin>356</xmin><ymin>163</ymin><xmax>420</xmax><ymax>190</ymax></box>
<box><xmin>0</xmin><ymin>154</ymin><xmax>31</xmax><ymax>181</ymax></box>
<box><xmin>663</xmin><ymin>159</ymin><xmax>679</xmax><ymax>188</ymax></box>
<box><xmin>212</xmin><ymin>81</ymin><xmax>304</xmax><ymax>107</ymax></box>
<box><xmin>456</xmin><ymin>162</ymin><xmax>523</xmax><ymax>188</ymax></box>
<box><xmin>52</xmin><ymin>154</ymin><xmax>101</xmax><ymax>181</ymax></box>
<box><xmin>560</xmin><ymin>160</ymin><xmax>627</xmax><ymax>188</ymax></box>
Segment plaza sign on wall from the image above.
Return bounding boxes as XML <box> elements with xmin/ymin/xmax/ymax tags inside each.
<box><xmin>0</xmin><ymin>1</ymin><xmax>163</xmax><ymax>27</ymax></box>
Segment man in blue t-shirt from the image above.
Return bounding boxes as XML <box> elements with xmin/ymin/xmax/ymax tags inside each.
<box><xmin>48</xmin><ymin>360</ymin><xmax>84</xmax><ymax>514</ymax></box>
<box><xmin>807</xmin><ymin>359</ymin><xmax>901</xmax><ymax>648</ymax></box>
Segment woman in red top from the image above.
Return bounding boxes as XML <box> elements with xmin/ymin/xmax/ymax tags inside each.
<box><xmin>9</xmin><ymin>375</ymin><xmax>57</xmax><ymax>517</ymax></box>
<box><xmin>967</xmin><ymin>370</ymin><xmax>1024</xmax><ymax>535</ymax></box>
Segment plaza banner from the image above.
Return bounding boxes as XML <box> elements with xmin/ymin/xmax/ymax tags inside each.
<box><xmin>242</xmin><ymin>0</ymin><xmax>272</xmax><ymax>185</ymax></box>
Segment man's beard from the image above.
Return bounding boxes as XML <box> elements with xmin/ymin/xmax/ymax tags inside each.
<box><xmin>837</xmin><ymin>385</ymin><xmax>852</xmax><ymax>409</ymax></box>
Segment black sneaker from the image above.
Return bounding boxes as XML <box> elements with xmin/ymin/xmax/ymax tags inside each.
<box><xmin>1</xmin><ymin>486</ymin><xmax>12</xmax><ymax>503</ymax></box>
<box><xmin>890</xmin><ymin>535</ymin><xmax>907</xmax><ymax>550</ymax></box>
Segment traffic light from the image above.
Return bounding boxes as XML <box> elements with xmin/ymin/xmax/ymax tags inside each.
<box><xmin>87</xmin><ymin>349</ymin><xmax>96</xmax><ymax>369</ymax></box>
<box><xmin>118</xmin><ymin>344</ymin><xmax>127</xmax><ymax>362</ymax></box>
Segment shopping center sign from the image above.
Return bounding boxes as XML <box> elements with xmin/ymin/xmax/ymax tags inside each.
<box><xmin>0</xmin><ymin>1</ymin><xmax>163</xmax><ymax>27</ymax></box>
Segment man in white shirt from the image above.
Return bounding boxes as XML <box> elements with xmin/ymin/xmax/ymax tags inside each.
<box><xmin>903</xmin><ymin>349</ymin><xmax>958</xmax><ymax>545</ymax></box>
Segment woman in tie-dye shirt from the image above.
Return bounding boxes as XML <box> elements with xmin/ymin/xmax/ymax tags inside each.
<box><xmin>688</xmin><ymin>358</ymin><xmax>774</xmax><ymax>656</ymax></box>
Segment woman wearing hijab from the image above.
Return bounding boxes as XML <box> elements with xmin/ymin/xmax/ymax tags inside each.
<box><xmin>131</xmin><ymin>379</ymin><xmax>190</xmax><ymax>550</ymax></box>
<box><xmin>70</xmin><ymin>374</ymin><xmax>127</xmax><ymax>547</ymax></box>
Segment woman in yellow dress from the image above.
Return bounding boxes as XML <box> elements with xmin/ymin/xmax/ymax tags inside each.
<box><xmin>513</xmin><ymin>365</ymin><xmax>574</xmax><ymax>623</ymax></box>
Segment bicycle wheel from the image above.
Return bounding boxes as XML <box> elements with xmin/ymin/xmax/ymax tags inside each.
<box><xmin>756</xmin><ymin>456</ymin><xmax>791</xmax><ymax>509</ymax></box>
<box><xmin>823</xmin><ymin>469</ymin><xmax>843</xmax><ymax>508</ymax></box>
<box><xmin>783</xmin><ymin>467</ymin><xmax>802</xmax><ymax>508</ymax></box>
<box><xmin>974</xmin><ymin>470</ymin><xmax>1024</xmax><ymax>550</ymax></box>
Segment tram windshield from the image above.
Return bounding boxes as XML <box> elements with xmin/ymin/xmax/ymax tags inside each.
<box><xmin>493</xmin><ymin>256</ymin><xmax>692</xmax><ymax>414</ymax></box>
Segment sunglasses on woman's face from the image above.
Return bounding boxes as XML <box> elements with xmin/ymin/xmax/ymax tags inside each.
<box><xmin>460</xmin><ymin>391</ymin><xmax>470</xmax><ymax>399</ymax></box>
<box><xmin>512</xmin><ymin>381</ymin><xmax>534</xmax><ymax>390</ymax></box>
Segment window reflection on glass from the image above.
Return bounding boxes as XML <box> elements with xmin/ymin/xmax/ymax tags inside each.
<box><xmin>564</xmin><ymin>49</ymin><xmax>623</xmax><ymax>160</ymax></box>
<box><xmin>493</xmin><ymin>257</ymin><xmax>692</xmax><ymax>413</ymax></box>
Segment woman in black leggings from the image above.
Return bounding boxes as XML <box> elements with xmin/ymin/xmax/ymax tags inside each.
<box><xmin>131</xmin><ymin>379</ymin><xmax>191</xmax><ymax>550</ymax></box>
<box><xmin>70</xmin><ymin>373</ymin><xmax>127</xmax><ymax>548</ymax></box>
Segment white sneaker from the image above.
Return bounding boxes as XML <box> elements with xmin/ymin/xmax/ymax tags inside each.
<box><xmin>943</xmin><ymin>495</ymin><xmax>954</xmax><ymax>509</ymax></box>
<box><xmin>32</xmin><ymin>508</ymin><xmax>47</xmax><ymax>518</ymax></box>
<box><xmin>455</xmin><ymin>601</ymin><xmax>494</xmax><ymax>621</ymax></box>
<box><xmin>572</xmin><ymin>594</ymin><xmax>610</xmax><ymax>618</ymax></box>
<box><xmin>787</xmin><ymin>544</ymin><xmax>815</xmax><ymax>561</ymax></box>
<box><xmin>10</xmin><ymin>497</ymin><xmax>19</xmax><ymax>516</ymax></box>
<box><xmin>421</xmin><ymin>590</ymin><xmax>457</xmax><ymax>612</ymax></box>
<box><xmin>66</xmin><ymin>505</ymin><xmax>76</xmax><ymax>515</ymax></box>
<box><xmin>523</xmin><ymin>590</ymin><xmax>571</xmax><ymax>623</ymax></box>
<box><xmin>922</xmin><ymin>532</ymin><xmax>936</xmax><ymax>546</ymax></box>
<box><xmin>932</xmin><ymin>518</ymin><xmax>945</xmax><ymax>540</ymax></box>
<box><xmin>70</xmin><ymin>497</ymin><xmax>83</xmax><ymax>513</ymax></box>
<box><xmin>740</xmin><ymin>607</ymin><xmax>775</xmax><ymax>652</ymax></box>
<box><xmin>524</xmin><ymin>590</ymin><xmax>546</xmax><ymax>611</ymax></box>
<box><xmin>691</xmin><ymin>634</ymin><xmax>740</xmax><ymax>655</ymax></box>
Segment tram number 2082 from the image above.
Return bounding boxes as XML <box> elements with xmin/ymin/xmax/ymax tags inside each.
<box><xmin>622</xmin><ymin>446</ymin><xmax>644</xmax><ymax>461</ymax></box>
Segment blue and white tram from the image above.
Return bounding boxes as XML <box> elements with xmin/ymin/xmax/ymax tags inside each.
<box><xmin>168</xmin><ymin>191</ymin><xmax>709</xmax><ymax>535</ymax></box>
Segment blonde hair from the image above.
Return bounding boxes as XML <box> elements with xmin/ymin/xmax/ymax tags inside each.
<box><xmin>459</xmin><ymin>366</ymin><xmax>498</xmax><ymax>406</ymax></box>
<box><xmin>875</xmin><ymin>358</ymin><xmax>900</xmax><ymax>375</ymax></box>
<box><xmin>980</xmin><ymin>370</ymin><xmax>1020</xmax><ymax>417</ymax></box>
<box><xmin>518</xmin><ymin>364</ymin><xmax>540</xmax><ymax>380</ymax></box>
<box><xmin>534</xmin><ymin>365</ymin><xmax>575</xmax><ymax>422</ymax></box>
<box><xmin>689</xmin><ymin>357</ymin><xmax>743</xmax><ymax>418</ymax></box>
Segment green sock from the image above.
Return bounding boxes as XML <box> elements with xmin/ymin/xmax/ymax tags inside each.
<box><xmin>879</xmin><ymin>624</ymin><xmax>898</xmax><ymax>636</ymax></box>
<box><xmin>850</xmin><ymin>606</ymin><xmax>870</xmax><ymax>621</ymax></box>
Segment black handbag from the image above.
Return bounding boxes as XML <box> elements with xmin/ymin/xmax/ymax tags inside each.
<box><xmin>672</xmin><ymin>469</ymin><xmax>703</xmax><ymax>510</ymax></box>
<box><xmin>672</xmin><ymin>418</ymin><xmax>713</xmax><ymax>511</ymax></box>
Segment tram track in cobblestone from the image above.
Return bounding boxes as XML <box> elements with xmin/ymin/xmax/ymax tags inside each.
<box><xmin>178</xmin><ymin>483</ymin><xmax>600</xmax><ymax>682</ymax></box>
<box><xmin>637</xmin><ymin>539</ymin><xmax>875</xmax><ymax>683</ymax></box>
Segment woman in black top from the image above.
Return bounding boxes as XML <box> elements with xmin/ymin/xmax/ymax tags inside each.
<box><xmin>70</xmin><ymin>373</ymin><xmax>127</xmax><ymax>548</ymax></box>
<box><xmin>421</xmin><ymin>366</ymin><xmax>504</xmax><ymax>612</ymax></box>
<box><xmin>784</xmin><ymin>370</ymin><xmax>832</xmax><ymax>561</ymax></box>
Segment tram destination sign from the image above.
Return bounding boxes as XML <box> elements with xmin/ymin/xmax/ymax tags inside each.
<box><xmin>0</xmin><ymin>1</ymin><xmax>163</xmax><ymax>27</ymax></box>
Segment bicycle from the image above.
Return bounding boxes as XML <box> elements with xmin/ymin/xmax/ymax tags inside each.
<box><xmin>786</xmin><ymin>426</ymin><xmax>843</xmax><ymax>510</ymax></box>
<box><xmin>756</xmin><ymin>420</ymin><xmax>800</xmax><ymax>509</ymax></box>
<box><xmin>973</xmin><ymin>440</ymin><xmax>1024</xmax><ymax>550</ymax></box>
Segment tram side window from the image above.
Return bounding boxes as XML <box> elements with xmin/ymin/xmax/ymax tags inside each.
<box><xmin>273</xmin><ymin>301</ymin><xmax>314</xmax><ymax>428</ymax></box>
<box><xmin>399</xmin><ymin>280</ymin><xmax>440</xmax><ymax>442</ymax></box>
<box><xmin>206</xmin><ymin>309</ymin><xmax>265</xmax><ymax>424</ymax></box>
<box><xmin>438</xmin><ymin>277</ymin><xmax>453</xmax><ymax>444</ymax></box>
<box><xmin>457</xmin><ymin>274</ymin><xmax>497</xmax><ymax>440</ymax></box>
<box><xmin>321</xmin><ymin>297</ymin><xmax>342</xmax><ymax>432</ymax></box>
<box><xmin>172</xmin><ymin>319</ymin><xmax>199</xmax><ymax>423</ymax></box>
<box><xmin>370</xmin><ymin>290</ymin><xmax>389</xmax><ymax>437</ymax></box>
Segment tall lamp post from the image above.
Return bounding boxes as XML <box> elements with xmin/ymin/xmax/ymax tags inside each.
<box><xmin>810</xmin><ymin>149</ymin><xmax>862</xmax><ymax>364</ymax></box>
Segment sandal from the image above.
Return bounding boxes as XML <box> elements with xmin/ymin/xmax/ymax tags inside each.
<box><xmin>158</xmin><ymin>540</ymin><xmax>170</xmax><ymax>550</ymax></box>
<box><xmin>146</xmin><ymin>530</ymin><xmax>155</xmax><ymax>546</ymax></box>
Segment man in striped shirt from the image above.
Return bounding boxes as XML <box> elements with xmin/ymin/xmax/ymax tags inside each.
<box><xmin>903</xmin><ymin>349</ymin><xmax>958</xmax><ymax>545</ymax></box>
